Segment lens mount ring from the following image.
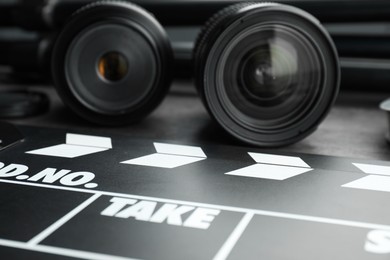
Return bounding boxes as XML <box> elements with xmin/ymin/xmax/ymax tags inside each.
<box><xmin>52</xmin><ymin>1</ymin><xmax>173</xmax><ymax>125</ymax></box>
<box><xmin>194</xmin><ymin>3</ymin><xmax>340</xmax><ymax>147</ymax></box>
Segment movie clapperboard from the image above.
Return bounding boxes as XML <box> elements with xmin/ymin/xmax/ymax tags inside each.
<box><xmin>0</xmin><ymin>125</ymin><xmax>389</xmax><ymax>260</ymax></box>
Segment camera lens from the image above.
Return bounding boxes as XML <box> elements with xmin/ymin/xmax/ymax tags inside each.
<box><xmin>97</xmin><ymin>51</ymin><xmax>128</xmax><ymax>82</ymax></box>
<box><xmin>52</xmin><ymin>1</ymin><xmax>172</xmax><ymax>125</ymax></box>
<box><xmin>194</xmin><ymin>3</ymin><xmax>339</xmax><ymax>147</ymax></box>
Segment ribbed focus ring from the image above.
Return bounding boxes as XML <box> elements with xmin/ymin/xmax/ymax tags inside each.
<box><xmin>194</xmin><ymin>2</ymin><xmax>257</xmax><ymax>61</ymax></box>
<box><xmin>193</xmin><ymin>2</ymin><xmax>280</xmax><ymax>97</ymax></box>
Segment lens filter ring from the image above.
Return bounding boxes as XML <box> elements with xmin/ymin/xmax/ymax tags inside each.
<box><xmin>194</xmin><ymin>3</ymin><xmax>340</xmax><ymax>147</ymax></box>
<box><xmin>52</xmin><ymin>1</ymin><xmax>173</xmax><ymax>125</ymax></box>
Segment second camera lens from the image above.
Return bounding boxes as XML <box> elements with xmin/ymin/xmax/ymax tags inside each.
<box><xmin>194</xmin><ymin>3</ymin><xmax>340</xmax><ymax>147</ymax></box>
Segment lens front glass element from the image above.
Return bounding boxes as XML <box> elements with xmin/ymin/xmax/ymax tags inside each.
<box><xmin>219</xmin><ymin>24</ymin><xmax>323</xmax><ymax>131</ymax></box>
<box><xmin>65</xmin><ymin>23</ymin><xmax>157</xmax><ymax>115</ymax></box>
<box><xmin>98</xmin><ymin>51</ymin><xmax>129</xmax><ymax>82</ymax></box>
<box><xmin>240</xmin><ymin>41</ymin><xmax>297</xmax><ymax>101</ymax></box>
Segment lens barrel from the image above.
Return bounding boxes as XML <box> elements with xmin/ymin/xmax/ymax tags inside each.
<box><xmin>194</xmin><ymin>3</ymin><xmax>340</xmax><ymax>147</ymax></box>
<box><xmin>52</xmin><ymin>1</ymin><xmax>173</xmax><ymax>125</ymax></box>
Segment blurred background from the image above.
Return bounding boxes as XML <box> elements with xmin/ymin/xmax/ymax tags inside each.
<box><xmin>1</xmin><ymin>0</ymin><xmax>390</xmax><ymax>159</ymax></box>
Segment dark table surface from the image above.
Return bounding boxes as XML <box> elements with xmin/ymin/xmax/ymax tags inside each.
<box><xmin>2</xmin><ymin>79</ymin><xmax>390</xmax><ymax>161</ymax></box>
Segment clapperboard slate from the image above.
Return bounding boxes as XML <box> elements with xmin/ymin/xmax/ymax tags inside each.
<box><xmin>0</xmin><ymin>125</ymin><xmax>390</xmax><ymax>260</ymax></box>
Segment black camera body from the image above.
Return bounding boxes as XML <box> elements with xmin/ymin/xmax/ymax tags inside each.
<box><xmin>4</xmin><ymin>0</ymin><xmax>386</xmax><ymax>146</ymax></box>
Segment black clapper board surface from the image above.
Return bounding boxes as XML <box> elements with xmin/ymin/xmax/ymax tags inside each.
<box><xmin>0</xmin><ymin>125</ymin><xmax>389</xmax><ymax>260</ymax></box>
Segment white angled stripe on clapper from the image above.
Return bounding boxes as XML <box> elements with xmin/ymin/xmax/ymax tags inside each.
<box><xmin>225</xmin><ymin>152</ymin><xmax>312</xmax><ymax>180</ymax></box>
<box><xmin>342</xmin><ymin>163</ymin><xmax>390</xmax><ymax>192</ymax></box>
<box><xmin>26</xmin><ymin>133</ymin><xmax>112</xmax><ymax>158</ymax></box>
<box><xmin>121</xmin><ymin>142</ymin><xmax>207</xmax><ymax>168</ymax></box>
